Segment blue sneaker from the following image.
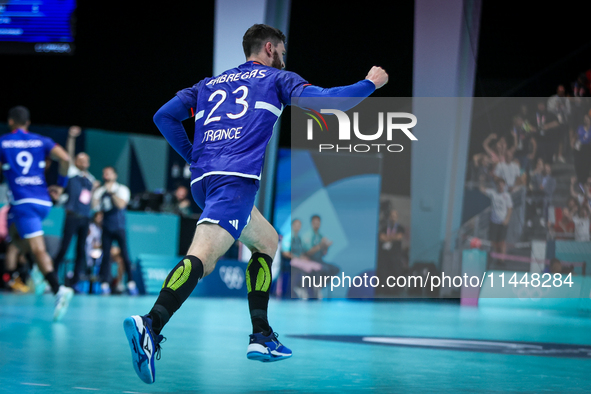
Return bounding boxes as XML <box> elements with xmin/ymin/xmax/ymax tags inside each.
<box><xmin>247</xmin><ymin>330</ymin><xmax>292</xmax><ymax>362</ymax></box>
<box><xmin>123</xmin><ymin>315</ymin><xmax>164</xmax><ymax>384</ymax></box>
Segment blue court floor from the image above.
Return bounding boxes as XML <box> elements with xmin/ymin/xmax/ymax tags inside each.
<box><xmin>1</xmin><ymin>294</ymin><xmax>591</xmax><ymax>393</ymax></box>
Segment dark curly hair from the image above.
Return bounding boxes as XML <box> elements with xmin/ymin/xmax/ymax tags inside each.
<box><xmin>242</xmin><ymin>24</ymin><xmax>286</xmax><ymax>58</ymax></box>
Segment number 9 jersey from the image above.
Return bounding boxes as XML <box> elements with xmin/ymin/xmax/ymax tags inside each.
<box><xmin>176</xmin><ymin>60</ymin><xmax>308</xmax><ymax>183</ymax></box>
<box><xmin>0</xmin><ymin>129</ymin><xmax>56</xmax><ymax>207</ymax></box>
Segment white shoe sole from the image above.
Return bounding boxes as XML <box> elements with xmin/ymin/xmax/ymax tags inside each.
<box><xmin>53</xmin><ymin>289</ymin><xmax>74</xmax><ymax>321</ymax></box>
<box><xmin>247</xmin><ymin>343</ymin><xmax>292</xmax><ymax>362</ymax></box>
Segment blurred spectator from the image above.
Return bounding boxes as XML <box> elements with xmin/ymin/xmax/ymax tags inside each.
<box><xmin>569</xmin><ymin>92</ymin><xmax>588</xmax><ymax>126</ymax></box>
<box><xmin>585</xmin><ymin>177</ymin><xmax>591</xmax><ymax>207</ymax></box>
<box><xmin>470</xmin><ymin>153</ymin><xmax>494</xmax><ymax>187</ymax></box>
<box><xmin>379</xmin><ymin>209</ymin><xmax>405</xmax><ymax>244</ymax></box>
<box><xmin>572</xmin><ymin>113</ymin><xmax>591</xmax><ymax>188</ymax></box>
<box><xmin>512</xmin><ymin>115</ymin><xmax>537</xmax><ymax>172</ymax></box>
<box><xmin>528</xmin><ymin>158</ymin><xmax>545</xmax><ymax>191</ymax></box>
<box><xmin>86</xmin><ymin>211</ymin><xmax>103</xmax><ymax>269</ymax></box>
<box><xmin>0</xmin><ymin>203</ymin><xmax>31</xmax><ymax>293</ymax></box>
<box><xmin>161</xmin><ymin>184</ymin><xmax>193</xmax><ymax>216</ymax></box>
<box><xmin>566</xmin><ymin>196</ymin><xmax>581</xmax><ymax>215</ymax></box>
<box><xmin>494</xmin><ymin>150</ymin><xmax>523</xmax><ymax>192</ymax></box>
<box><xmin>547</xmin><ymin>85</ymin><xmax>571</xmax><ymax>116</ymax></box>
<box><xmin>517</xmin><ymin>104</ymin><xmax>537</xmax><ymax>132</ymax></box>
<box><xmin>570</xmin><ymin>176</ymin><xmax>591</xmax><ymax>209</ymax></box>
<box><xmin>302</xmin><ymin>215</ymin><xmax>340</xmax><ymax>296</ymax></box>
<box><xmin>479</xmin><ymin>177</ymin><xmax>513</xmax><ymax>262</ymax></box>
<box><xmin>526</xmin><ymin>158</ymin><xmax>545</xmax><ymax>228</ymax></box>
<box><xmin>573</xmin><ymin>68</ymin><xmax>591</xmax><ymax>97</ymax></box>
<box><xmin>482</xmin><ymin>133</ymin><xmax>509</xmax><ymax>165</ymax></box>
<box><xmin>540</xmin><ymin>163</ymin><xmax>557</xmax><ymax>221</ymax></box>
<box><xmin>548</xmin><ymin>207</ymin><xmax>578</xmax><ymax>240</ymax></box>
<box><xmin>53</xmin><ymin>126</ymin><xmax>98</xmax><ymax>286</ymax></box>
<box><xmin>549</xmin><ymin>258</ymin><xmax>563</xmax><ymax>274</ymax></box>
<box><xmin>0</xmin><ymin>204</ymin><xmax>8</xmax><ymax>242</ymax></box>
<box><xmin>303</xmin><ymin>215</ymin><xmax>334</xmax><ymax>264</ymax></box>
<box><xmin>547</xmin><ymin>84</ymin><xmax>571</xmax><ymax>163</ymax></box>
<box><xmin>2</xmin><ymin>244</ymin><xmax>32</xmax><ymax>293</ymax></box>
<box><xmin>92</xmin><ymin>166</ymin><xmax>136</xmax><ymax>295</ymax></box>
<box><xmin>551</xmin><ymin>197</ymin><xmax>577</xmax><ymax>237</ymax></box>
<box><xmin>535</xmin><ymin>101</ymin><xmax>561</xmax><ymax>164</ymax></box>
<box><xmin>376</xmin><ymin>209</ymin><xmax>406</xmax><ymax>296</ymax></box>
<box><xmin>572</xmin><ymin>204</ymin><xmax>590</xmax><ymax>242</ymax></box>
<box><xmin>84</xmin><ymin>211</ymin><xmax>127</xmax><ymax>293</ymax></box>
<box><xmin>378</xmin><ymin>209</ymin><xmax>405</xmax><ymax>268</ymax></box>
<box><xmin>281</xmin><ymin>219</ymin><xmax>306</xmax><ymax>260</ymax></box>
<box><xmin>281</xmin><ymin>218</ymin><xmax>318</xmax><ymax>299</ymax></box>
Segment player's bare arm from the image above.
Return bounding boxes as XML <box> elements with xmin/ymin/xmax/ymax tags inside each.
<box><xmin>50</xmin><ymin>144</ymin><xmax>70</xmax><ymax>176</ymax></box>
<box><xmin>48</xmin><ymin>144</ymin><xmax>70</xmax><ymax>199</ymax></box>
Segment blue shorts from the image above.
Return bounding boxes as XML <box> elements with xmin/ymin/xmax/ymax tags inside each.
<box><xmin>191</xmin><ymin>175</ymin><xmax>259</xmax><ymax>239</ymax></box>
<box><xmin>8</xmin><ymin>203</ymin><xmax>51</xmax><ymax>239</ymax></box>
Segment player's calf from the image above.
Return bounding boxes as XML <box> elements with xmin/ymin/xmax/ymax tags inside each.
<box><xmin>147</xmin><ymin>255</ymin><xmax>204</xmax><ymax>334</ymax></box>
<box><xmin>244</xmin><ymin>252</ymin><xmax>292</xmax><ymax>361</ymax></box>
<box><xmin>246</xmin><ymin>252</ymin><xmax>274</xmax><ymax>335</ymax></box>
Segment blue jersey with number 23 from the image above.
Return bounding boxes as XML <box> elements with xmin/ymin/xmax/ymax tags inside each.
<box><xmin>176</xmin><ymin>61</ymin><xmax>308</xmax><ymax>183</ymax></box>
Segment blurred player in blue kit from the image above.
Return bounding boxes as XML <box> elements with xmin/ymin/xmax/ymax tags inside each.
<box><xmin>124</xmin><ymin>24</ymin><xmax>388</xmax><ymax>384</ymax></box>
<box><xmin>0</xmin><ymin>106</ymin><xmax>74</xmax><ymax>321</ymax></box>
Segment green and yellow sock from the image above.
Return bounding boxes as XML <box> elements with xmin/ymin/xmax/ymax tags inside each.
<box><xmin>246</xmin><ymin>253</ymin><xmax>273</xmax><ymax>335</ymax></box>
<box><xmin>149</xmin><ymin>255</ymin><xmax>203</xmax><ymax>334</ymax></box>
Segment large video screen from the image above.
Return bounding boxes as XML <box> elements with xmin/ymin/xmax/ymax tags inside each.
<box><xmin>0</xmin><ymin>0</ymin><xmax>76</xmax><ymax>54</ymax></box>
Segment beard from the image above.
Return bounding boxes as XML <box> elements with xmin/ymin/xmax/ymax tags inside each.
<box><xmin>271</xmin><ymin>50</ymin><xmax>282</xmax><ymax>70</ymax></box>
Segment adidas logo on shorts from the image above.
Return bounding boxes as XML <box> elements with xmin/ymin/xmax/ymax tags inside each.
<box><xmin>229</xmin><ymin>219</ymin><xmax>239</xmax><ymax>230</ymax></box>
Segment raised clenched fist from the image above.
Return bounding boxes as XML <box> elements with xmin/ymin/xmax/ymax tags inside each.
<box><xmin>365</xmin><ymin>66</ymin><xmax>389</xmax><ymax>89</ymax></box>
<box><xmin>68</xmin><ymin>125</ymin><xmax>81</xmax><ymax>138</ymax></box>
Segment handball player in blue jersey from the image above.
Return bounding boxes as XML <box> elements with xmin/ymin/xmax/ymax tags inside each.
<box><xmin>124</xmin><ymin>24</ymin><xmax>388</xmax><ymax>383</ymax></box>
<box><xmin>0</xmin><ymin>106</ymin><xmax>74</xmax><ymax>321</ymax></box>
